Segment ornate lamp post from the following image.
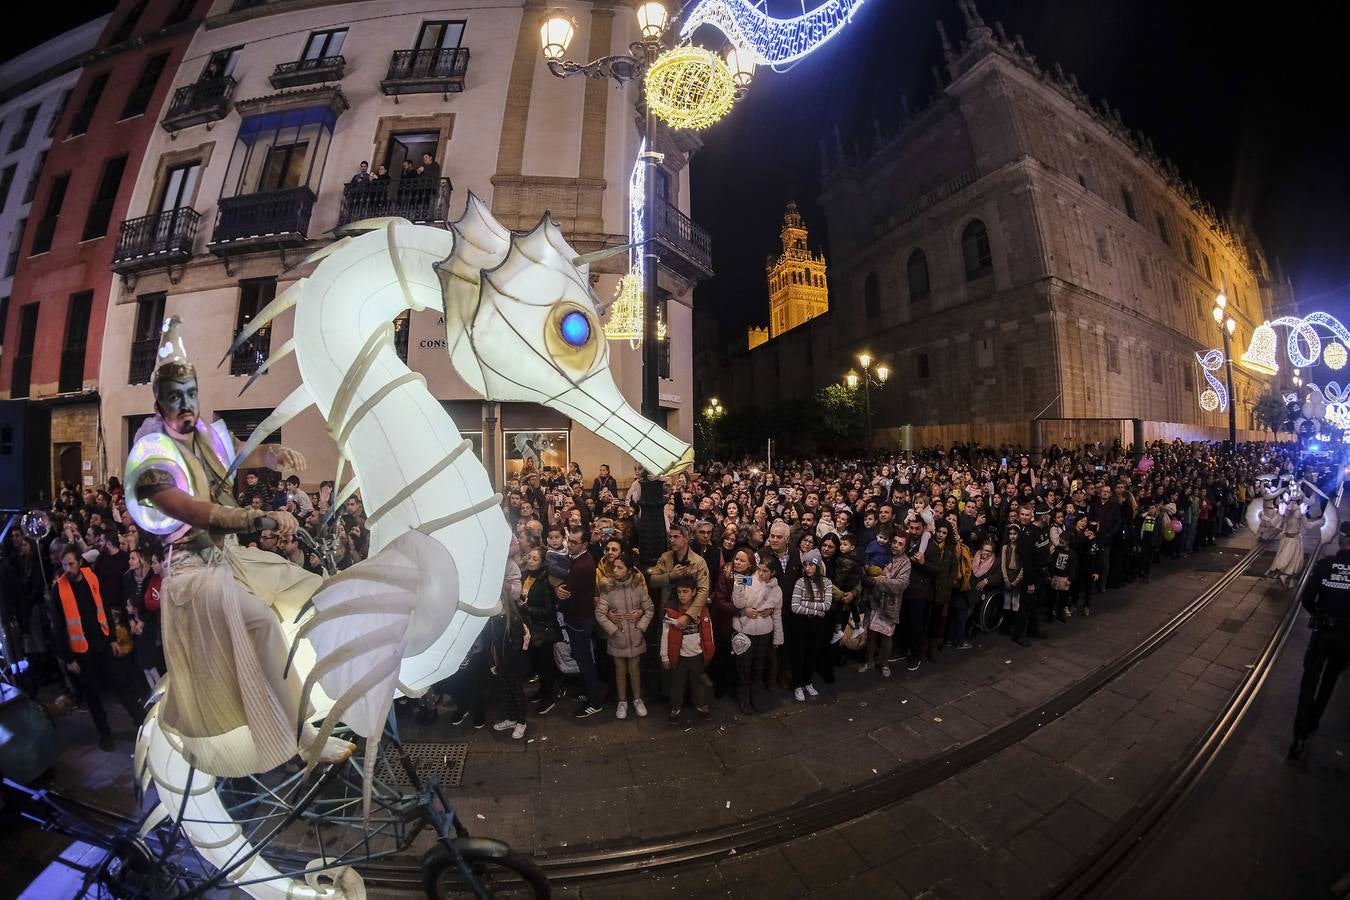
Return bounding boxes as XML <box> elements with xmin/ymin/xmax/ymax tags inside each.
<box><xmin>844</xmin><ymin>353</ymin><xmax>889</xmax><ymax>449</ymax></box>
<box><xmin>1213</xmin><ymin>293</ymin><xmax>1238</xmax><ymax>449</ymax></box>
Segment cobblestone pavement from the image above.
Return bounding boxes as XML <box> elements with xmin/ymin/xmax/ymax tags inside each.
<box><xmin>12</xmin><ymin>522</ymin><xmax>1329</xmax><ymax>899</ymax></box>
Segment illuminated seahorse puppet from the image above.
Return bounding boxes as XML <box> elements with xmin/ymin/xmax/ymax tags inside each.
<box><xmin>129</xmin><ymin>196</ymin><xmax>692</xmax><ymax>899</ymax></box>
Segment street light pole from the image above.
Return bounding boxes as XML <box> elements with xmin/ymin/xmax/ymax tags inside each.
<box><xmin>846</xmin><ymin>354</ymin><xmax>888</xmax><ymax>451</ymax></box>
<box><xmin>641</xmin><ymin>102</ymin><xmax>661</xmax><ymax>423</ymax></box>
<box><xmin>1213</xmin><ymin>292</ymin><xmax>1237</xmax><ymax>450</ymax></box>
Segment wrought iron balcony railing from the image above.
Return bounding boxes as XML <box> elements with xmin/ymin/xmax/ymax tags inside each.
<box><xmin>112</xmin><ymin>207</ymin><xmax>200</xmax><ymax>275</ymax></box>
<box><xmin>337</xmin><ymin>177</ymin><xmax>452</xmax><ymax>230</ymax></box>
<box><xmin>270</xmin><ymin>55</ymin><xmax>346</xmax><ymax>89</ymax></box>
<box><xmin>209</xmin><ymin>187</ymin><xmax>315</xmax><ymax>255</ymax></box>
<box><xmin>128</xmin><ymin>337</ymin><xmax>158</xmax><ymax>384</ymax></box>
<box><xmin>652</xmin><ymin>197</ymin><xmax>713</xmax><ymax>280</ymax></box>
<box><xmin>162</xmin><ymin>77</ymin><xmax>235</xmax><ymax>132</ymax></box>
<box><xmin>230</xmin><ymin>329</ymin><xmax>271</xmax><ymax>377</ymax></box>
<box><xmin>380</xmin><ymin>48</ymin><xmax>470</xmax><ymax>96</ymax></box>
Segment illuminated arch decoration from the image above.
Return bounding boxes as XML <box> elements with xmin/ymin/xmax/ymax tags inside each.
<box><xmin>645</xmin><ymin>46</ymin><xmax>736</xmax><ymax>130</ymax></box>
<box><xmin>1196</xmin><ymin>349</ymin><xmax>1228</xmax><ymax>412</ymax></box>
<box><xmin>1257</xmin><ymin>312</ymin><xmax>1350</xmax><ymax>370</ymax></box>
<box><xmin>678</xmin><ymin>0</ymin><xmax>867</xmax><ymax>66</ymax></box>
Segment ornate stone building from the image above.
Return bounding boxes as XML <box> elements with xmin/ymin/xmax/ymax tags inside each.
<box><xmin>748</xmin><ymin>201</ymin><xmax>828</xmax><ymax>349</ymax></box>
<box><xmin>708</xmin><ymin>1</ymin><xmax>1293</xmax><ymax>449</ymax></box>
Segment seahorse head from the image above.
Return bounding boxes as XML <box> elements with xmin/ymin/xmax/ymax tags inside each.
<box><xmin>438</xmin><ymin>195</ymin><xmax>693</xmax><ymax>477</ymax></box>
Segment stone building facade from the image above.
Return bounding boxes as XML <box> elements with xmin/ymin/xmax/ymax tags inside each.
<box><xmin>95</xmin><ymin>0</ymin><xmax>710</xmax><ymax>490</ymax></box>
<box><xmin>707</xmin><ymin>3</ymin><xmax>1293</xmax><ymax>450</ymax></box>
<box><xmin>748</xmin><ymin>201</ymin><xmax>828</xmax><ymax>349</ymax></box>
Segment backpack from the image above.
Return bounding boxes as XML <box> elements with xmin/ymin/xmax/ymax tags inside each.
<box><xmin>954</xmin><ymin>541</ymin><xmax>973</xmax><ymax>591</ymax></box>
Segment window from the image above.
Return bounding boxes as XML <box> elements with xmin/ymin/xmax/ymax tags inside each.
<box><xmin>917</xmin><ymin>353</ymin><xmax>930</xmax><ymax>380</ymax></box>
<box><xmin>393</xmin><ymin>309</ymin><xmax>410</xmax><ymax>363</ymax></box>
<box><xmin>1106</xmin><ymin>337</ymin><xmax>1121</xmax><ymax>374</ymax></box>
<box><xmin>10</xmin><ymin>303</ymin><xmax>37</xmax><ymax>398</ymax></box>
<box><xmin>60</xmin><ymin>291</ymin><xmax>93</xmax><ymax>392</ymax></box>
<box><xmin>1182</xmin><ymin>234</ymin><xmax>1195</xmax><ymax>266</ymax></box>
<box><xmin>159</xmin><ymin>161</ymin><xmax>200</xmax><ymax>212</ymax></box>
<box><xmin>218</xmin><ymin>408</ymin><xmax>282</xmax><ymax>446</ymax></box>
<box><xmin>109</xmin><ymin>0</ymin><xmax>148</xmax><ymax>44</ymax></box>
<box><xmin>22</xmin><ymin>151</ymin><xmax>45</xmax><ymax>204</ymax></box>
<box><xmin>1201</xmin><ymin>253</ymin><xmax>1213</xmax><ymax>283</ymax></box>
<box><xmin>0</xmin><ymin>295</ymin><xmax>8</xmax><ymax>350</ymax></box>
<box><xmin>5</xmin><ymin>219</ymin><xmax>24</xmax><ymax>276</ymax></box>
<box><xmin>302</xmin><ymin>28</ymin><xmax>347</xmax><ymax>61</ymax></box>
<box><xmin>202</xmin><ymin>47</ymin><xmax>241</xmax><ymax>81</ymax></box>
<box><xmin>961</xmin><ymin>219</ymin><xmax>992</xmax><ymax>279</ymax></box>
<box><xmin>83</xmin><ymin>156</ymin><xmax>127</xmax><ymax>240</ymax></box>
<box><xmin>1138</xmin><ymin>255</ymin><xmax>1152</xmax><ymax>286</ymax></box>
<box><xmin>1121</xmin><ymin>185</ymin><xmax>1137</xmax><ymax>220</ymax></box>
<box><xmin>1096</xmin><ymin>233</ymin><xmax>1111</xmax><ymax>265</ymax></box>
<box><xmin>1183</xmin><ymin>367</ymin><xmax>1194</xmax><ymax>393</ymax></box>
<box><xmin>30</xmin><ymin>173</ymin><xmax>69</xmax><ymax>255</ymax></box>
<box><xmin>1155</xmin><ymin>212</ymin><xmax>1171</xmax><ymax>247</ymax></box>
<box><xmin>129</xmin><ymin>292</ymin><xmax>166</xmax><ymax>384</ymax></box>
<box><xmin>231</xmin><ymin>278</ymin><xmax>276</xmax><ymax>376</ymax></box>
<box><xmin>1150</xmin><ymin>350</ymin><xmax>1162</xmax><ymax>384</ymax></box>
<box><xmin>7</xmin><ymin>105</ymin><xmax>38</xmax><ymax>153</ymax></box>
<box><xmin>416</xmin><ymin>20</ymin><xmax>466</xmax><ymax>51</ymax></box>
<box><xmin>67</xmin><ymin>73</ymin><xmax>109</xmax><ymax>137</ymax></box>
<box><xmin>46</xmin><ymin>90</ymin><xmax>72</xmax><ymax>138</ymax></box>
<box><xmin>863</xmin><ymin>272</ymin><xmax>880</xmax><ymax>317</ymax></box>
<box><xmin>259</xmin><ymin>142</ymin><xmax>310</xmax><ymax>192</ymax></box>
<box><xmin>164</xmin><ymin>0</ymin><xmax>196</xmax><ymax>26</ymax></box>
<box><xmin>121</xmin><ymin>53</ymin><xmax>169</xmax><ymax>119</ymax></box>
<box><xmin>906</xmin><ymin>249</ymin><xmax>930</xmax><ymax>300</ymax></box>
<box><xmin>0</xmin><ymin>165</ymin><xmax>15</xmax><ymax>214</ymax></box>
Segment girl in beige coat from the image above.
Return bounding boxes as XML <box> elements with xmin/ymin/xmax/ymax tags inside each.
<box><xmin>596</xmin><ymin>553</ymin><xmax>655</xmax><ymax>718</ymax></box>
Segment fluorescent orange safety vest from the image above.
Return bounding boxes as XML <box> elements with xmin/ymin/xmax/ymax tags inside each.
<box><xmin>57</xmin><ymin>567</ymin><xmax>109</xmax><ymax>655</ymax></box>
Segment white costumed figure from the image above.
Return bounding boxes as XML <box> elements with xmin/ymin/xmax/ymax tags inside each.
<box><xmin>1266</xmin><ymin>488</ymin><xmax>1325</xmax><ymax>586</ymax></box>
<box><xmin>128</xmin><ymin>198</ymin><xmax>693</xmax><ymax>900</ymax></box>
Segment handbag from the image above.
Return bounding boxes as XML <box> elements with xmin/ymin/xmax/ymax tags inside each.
<box><xmin>730</xmin><ymin>632</ymin><xmax>752</xmax><ymax>656</ymax></box>
<box><xmin>553</xmin><ymin>638</ymin><xmax>580</xmax><ymax>675</ymax></box>
<box><xmin>840</xmin><ymin>615</ymin><xmax>867</xmax><ymax>650</ymax></box>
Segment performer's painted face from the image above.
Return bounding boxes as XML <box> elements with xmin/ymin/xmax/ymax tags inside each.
<box><xmin>156</xmin><ymin>376</ymin><xmax>199</xmax><ymax>436</ymax></box>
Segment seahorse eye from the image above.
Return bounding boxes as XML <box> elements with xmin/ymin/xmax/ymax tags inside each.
<box><xmin>560</xmin><ymin>310</ymin><xmax>591</xmax><ymax>347</ymax></box>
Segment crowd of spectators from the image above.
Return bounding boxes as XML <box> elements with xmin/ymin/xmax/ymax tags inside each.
<box><xmin>0</xmin><ymin>440</ymin><xmax>1300</xmax><ymax>749</ymax></box>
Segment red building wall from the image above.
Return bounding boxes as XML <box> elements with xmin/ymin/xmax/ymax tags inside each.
<box><xmin>0</xmin><ymin>0</ymin><xmax>208</xmax><ymax>398</ymax></box>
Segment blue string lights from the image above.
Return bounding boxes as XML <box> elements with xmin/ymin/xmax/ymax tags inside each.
<box><xmin>678</xmin><ymin>0</ymin><xmax>867</xmax><ymax>66</ymax></box>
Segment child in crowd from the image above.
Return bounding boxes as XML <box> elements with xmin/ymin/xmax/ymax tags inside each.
<box><xmin>1048</xmin><ymin>527</ymin><xmax>1077</xmax><ymax>622</ymax></box>
<box><xmin>661</xmin><ymin>575</ymin><xmax>714</xmax><ymax>723</ymax></box>
<box><xmin>596</xmin><ymin>552</ymin><xmax>654</xmax><ymax>719</ymax></box>
<box><xmin>543</xmin><ymin>524</ymin><xmax>571</xmax><ymax>587</ymax></box>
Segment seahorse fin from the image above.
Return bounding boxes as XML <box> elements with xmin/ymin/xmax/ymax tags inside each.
<box><xmin>288</xmin><ymin>235</ymin><xmax>355</xmax><ymax>271</ymax></box>
<box><xmin>219</xmin><ymin>280</ymin><xmax>303</xmax><ymax>366</ymax></box>
<box><xmin>237</xmin><ymin>337</ymin><xmax>294</xmax><ymax>396</ymax></box>
<box><xmin>224</xmin><ymin>385</ymin><xmax>313</xmax><ymax>481</ymax></box>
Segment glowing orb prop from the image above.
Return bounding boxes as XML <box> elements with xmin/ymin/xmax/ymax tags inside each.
<box><xmin>645</xmin><ymin>46</ymin><xmax>736</xmax><ymax>130</ymax></box>
<box><xmin>1326</xmin><ymin>342</ymin><xmax>1347</xmax><ymax>370</ymax></box>
<box><xmin>561</xmin><ymin>310</ymin><xmax>591</xmax><ymax>346</ymax></box>
<box><xmin>605</xmin><ymin>272</ymin><xmax>643</xmax><ymax>342</ymax></box>
<box><xmin>1240</xmin><ymin>321</ymin><xmax>1280</xmax><ymax>375</ymax></box>
<box><xmin>1199</xmin><ymin>389</ymin><xmax>1220</xmax><ymax>412</ymax></box>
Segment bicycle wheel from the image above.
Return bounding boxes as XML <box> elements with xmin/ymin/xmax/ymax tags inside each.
<box><xmin>421</xmin><ymin>839</ymin><xmax>551</xmax><ymax>899</ymax></box>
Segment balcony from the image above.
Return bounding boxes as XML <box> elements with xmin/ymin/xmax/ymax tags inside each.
<box><xmin>128</xmin><ymin>338</ymin><xmax>157</xmax><ymax>385</ymax></box>
<box><xmin>337</xmin><ymin>177</ymin><xmax>452</xmax><ymax>230</ymax></box>
<box><xmin>161</xmin><ymin>77</ymin><xmax>236</xmax><ymax>133</ymax></box>
<box><xmin>270</xmin><ymin>56</ymin><xmax>346</xmax><ymax>90</ymax></box>
<box><xmin>208</xmin><ymin>187</ymin><xmax>315</xmax><ymax>256</ymax></box>
<box><xmin>230</xmin><ymin>329</ymin><xmax>271</xmax><ymax>377</ymax></box>
<box><xmin>112</xmin><ymin>208</ymin><xmax>200</xmax><ymax>276</ymax></box>
<box><xmin>652</xmin><ymin>198</ymin><xmax>713</xmax><ymax>281</ymax></box>
<box><xmin>380</xmin><ymin>48</ymin><xmax>470</xmax><ymax>97</ymax></box>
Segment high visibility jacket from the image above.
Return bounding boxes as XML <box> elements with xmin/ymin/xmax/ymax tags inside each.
<box><xmin>57</xmin><ymin>568</ymin><xmax>109</xmax><ymax>655</ymax></box>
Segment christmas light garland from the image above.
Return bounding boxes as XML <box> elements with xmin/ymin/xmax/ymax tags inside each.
<box><xmin>678</xmin><ymin>0</ymin><xmax>866</xmax><ymax>66</ymax></box>
<box><xmin>1196</xmin><ymin>349</ymin><xmax>1228</xmax><ymax>412</ymax></box>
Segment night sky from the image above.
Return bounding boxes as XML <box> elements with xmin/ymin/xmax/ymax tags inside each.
<box><xmin>10</xmin><ymin>1</ymin><xmax>1349</xmax><ymax>345</ymax></box>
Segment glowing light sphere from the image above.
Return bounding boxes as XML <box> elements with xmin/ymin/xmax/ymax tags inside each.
<box><xmin>645</xmin><ymin>46</ymin><xmax>736</xmax><ymax>130</ymax></box>
<box><xmin>1326</xmin><ymin>342</ymin><xmax>1348</xmax><ymax>370</ymax></box>
<box><xmin>1327</xmin><ymin>402</ymin><xmax>1350</xmax><ymax>430</ymax></box>
<box><xmin>560</xmin><ymin>310</ymin><xmax>591</xmax><ymax>346</ymax></box>
<box><xmin>1240</xmin><ymin>321</ymin><xmax>1280</xmax><ymax>375</ymax></box>
<box><xmin>1199</xmin><ymin>389</ymin><xmax>1220</xmax><ymax>412</ymax></box>
<box><xmin>605</xmin><ymin>272</ymin><xmax>644</xmax><ymax>342</ymax></box>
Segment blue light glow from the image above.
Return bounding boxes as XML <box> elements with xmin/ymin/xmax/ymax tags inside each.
<box><xmin>561</xmin><ymin>311</ymin><xmax>591</xmax><ymax>346</ymax></box>
<box><xmin>679</xmin><ymin>0</ymin><xmax>866</xmax><ymax>66</ymax></box>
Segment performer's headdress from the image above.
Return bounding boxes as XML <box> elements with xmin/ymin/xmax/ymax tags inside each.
<box><xmin>151</xmin><ymin>315</ymin><xmax>196</xmax><ymax>394</ymax></box>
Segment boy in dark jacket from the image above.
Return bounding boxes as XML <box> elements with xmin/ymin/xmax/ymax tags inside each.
<box><xmin>661</xmin><ymin>576</ymin><xmax>713</xmax><ymax>723</ymax></box>
<box><xmin>1070</xmin><ymin>520</ymin><xmax>1102</xmax><ymax>616</ymax></box>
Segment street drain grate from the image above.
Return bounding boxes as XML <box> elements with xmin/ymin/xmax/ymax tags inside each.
<box><xmin>377</xmin><ymin>741</ymin><xmax>469</xmax><ymax>789</ymax></box>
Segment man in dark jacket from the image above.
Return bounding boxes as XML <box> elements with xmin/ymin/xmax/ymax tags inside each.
<box><xmin>1288</xmin><ymin>530</ymin><xmax>1350</xmax><ymax>759</ymax></box>
<box><xmin>1089</xmin><ymin>483</ymin><xmax>1121</xmax><ymax>590</ymax></box>
<box><xmin>555</xmin><ymin>527</ymin><xmax>603</xmax><ymax>718</ymax></box>
<box><xmin>1012</xmin><ymin>504</ymin><xmax>1049</xmax><ymax>645</ymax></box>
<box><xmin>901</xmin><ymin>518</ymin><xmax>938</xmax><ymax>670</ymax></box>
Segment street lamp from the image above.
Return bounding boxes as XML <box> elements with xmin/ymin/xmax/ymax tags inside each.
<box><xmin>844</xmin><ymin>353</ymin><xmax>889</xmax><ymax>449</ymax></box>
<box><xmin>1213</xmin><ymin>293</ymin><xmax>1238</xmax><ymax>449</ymax></box>
<box><xmin>703</xmin><ymin>397</ymin><xmax>724</xmax><ymax>420</ymax></box>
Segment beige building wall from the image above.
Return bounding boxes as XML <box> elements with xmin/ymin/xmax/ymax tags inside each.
<box><xmin>99</xmin><ymin>0</ymin><xmax>699</xmax><ymax>489</ymax></box>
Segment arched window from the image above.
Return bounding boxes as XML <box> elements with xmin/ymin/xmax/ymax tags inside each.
<box><xmin>864</xmin><ymin>273</ymin><xmax>880</xmax><ymax>318</ymax></box>
<box><xmin>962</xmin><ymin>219</ymin><xmax>993</xmax><ymax>280</ymax></box>
<box><xmin>803</xmin><ymin>266</ymin><xmax>810</xmax><ymax>284</ymax></box>
<box><xmin>907</xmin><ymin>249</ymin><xmax>930</xmax><ymax>300</ymax></box>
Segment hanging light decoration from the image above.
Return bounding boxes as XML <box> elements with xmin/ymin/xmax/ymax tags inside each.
<box><xmin>1199</xmin><ymin>389</ymin><xmax>1220</xmax><ymax>412</ymax></box>
<box><xmin>1240</xmin><ymin>321</ymin><xmax>1280</xmax><ymax>375</ymax></box>
<box><xmin>644</xmin><ymin>45</ymin><xmax>736</xmax><ymax>130</ymax></box>
<box><xmin>1196</xmin><ymin>349</ymin><xmax>1228</xmax><ymax>412</ymax></box>
<box><xmin>1325</xmin><ymin>342</ymin><xmax>1348</xmax><ymax>371</ymax></box>
<box><xmin>604</xmin><ymin>272</ymin><xmax>644</xmax><ymax>342</ymax></box>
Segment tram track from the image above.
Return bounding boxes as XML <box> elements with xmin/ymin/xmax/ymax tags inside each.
<box><xmin>42</xmin><ymin>539</ymin><xmax>1281</xmax><ymax>891</ymax></box>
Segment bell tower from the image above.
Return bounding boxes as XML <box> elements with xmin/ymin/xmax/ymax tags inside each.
<box><xmin>764</xmin><ymin>201</ymin><xmax>829</xmax><ymax>340</ymax></box>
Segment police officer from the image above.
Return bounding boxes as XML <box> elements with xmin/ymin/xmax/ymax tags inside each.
<box><xmin>1288</xmin><ymin>528</ymin><xmax>1350</xmax><ymax>760</ymax></box>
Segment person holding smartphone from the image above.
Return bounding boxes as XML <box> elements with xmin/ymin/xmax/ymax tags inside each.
<box><xmin>730</xmin><ymin>550</ymin><xmax>782</xmax><ymax>714</ymax></box>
